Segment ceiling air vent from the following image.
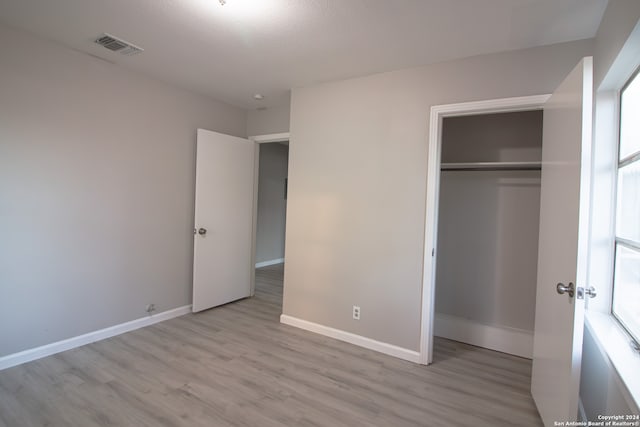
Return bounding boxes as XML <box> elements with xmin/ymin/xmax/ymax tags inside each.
<box><xmin>94</xmin><ymin>33</ymin><xmax>143</xmax><ymax>56</ymax></box>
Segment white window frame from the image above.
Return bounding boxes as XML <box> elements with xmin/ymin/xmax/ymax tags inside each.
<box><xmin>584</xmin><ymin>41</ymin><xmax>640</xmax><ymax>408</ymax></box>
<box><xmin>611</xmin><ymin>66</ymin><xmax>640</xmax><ymax>349</ymax></box>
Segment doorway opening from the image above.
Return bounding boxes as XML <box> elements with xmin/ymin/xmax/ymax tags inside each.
<box><xmin>251</xmin><ymin>134</ymin><xmax>290</xmax><ymax>314</ymax></box>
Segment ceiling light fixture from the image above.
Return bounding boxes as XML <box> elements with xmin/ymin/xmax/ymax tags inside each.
<box><xmin>253</xmin><ymin>94</ymin><xmax>264</xmax><ymax>100</ymax></box>
<box><xmin>209</xmin><ymin>0</ymin><xmax>276</xmax><ymax>23</ymax></box>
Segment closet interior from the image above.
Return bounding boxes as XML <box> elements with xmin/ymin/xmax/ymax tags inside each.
<box><xmin>434</xmin><ymin>110</ymin><xmax>543</xmax><ymax>359</ymax></box>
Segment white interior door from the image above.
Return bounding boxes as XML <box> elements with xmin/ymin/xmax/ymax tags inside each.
<box><xmin>192</xmin><ymin>129</ymin><xmax>257</xmax><ymax>313</ymax></box>
<box><xmin>531</xmin><ymin>57</ymin><xmax>593</xmax><ymax>426</ymax></box>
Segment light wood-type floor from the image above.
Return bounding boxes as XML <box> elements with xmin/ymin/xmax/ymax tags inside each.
<box><xmin>0</xmin><ymin>264</ymin><xmax>542</xmax><ymax>426</ymax></box>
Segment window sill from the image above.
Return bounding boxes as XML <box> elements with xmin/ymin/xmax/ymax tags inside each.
<box><xmin>585</xmin><ymin>311</ymin><xmax>640</xmax><ymax>411</ymax></box>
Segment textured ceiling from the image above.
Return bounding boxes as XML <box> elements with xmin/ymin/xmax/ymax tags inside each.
<box><xmin>0</xmin><ymin>0</ymin><xmax>608</xmax><ymax>109</ymax></box>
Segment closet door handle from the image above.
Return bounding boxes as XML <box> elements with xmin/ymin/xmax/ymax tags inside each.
<box><xmin>556</xmin><ymin>282</ymin><xmax>575</xmax><ymax>298</ymax></box>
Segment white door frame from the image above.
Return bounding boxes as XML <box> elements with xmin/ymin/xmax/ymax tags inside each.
<box><xmin>247</xmin><ymin>132</ymin><xmax>291</xmax><ymax>296</ymax></box>
<box><xmin>249</xmin><ymin>132</ymin><xmax>291</xmax><ymax>144</ymax></box>
<box><xmin>419</xmin><ymin>95</ymin><xmax>550</xmax><ymax>365</ymax></box>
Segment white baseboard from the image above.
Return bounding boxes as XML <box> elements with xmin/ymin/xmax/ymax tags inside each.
<box><xmin>434</xmin><ymin>313</ymin><xmax>533</xmax><ymax>359</ymax></box>
<box><xmin>0</xmin><ymin>305</ymin><xmax>192</xmax><ymax>371</ymax></box>
<box><xmin>255</xmin><ymin>258</ymin><xmax>284</xmax><ymax>268</ymax></box>
<box><xmin>280</xmin><ymin>314</ymin><xmax>421</xmax><ymax>363</ymax></box>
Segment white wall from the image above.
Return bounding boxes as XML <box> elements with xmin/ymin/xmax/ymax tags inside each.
<box><xmin>581</xmin><ymin>322</ymin><xmax>637</xmax><ymax>418</ymax></box>
<box><xmin>0</xmin><ymin>24</ymin><xmax>247</xmax><ymax>357</ymax></box>
<box><xmin>440</xmin><ymin>111</ymin><xmax>543</xmax><ymax>163</ymax></box>
<box><xmin>284</xmin><ymin>39</ymin><xmax>593</xmax><ymax>351</ymax></box>
<box><xmin>436</xmin><ymin>170</ymin><xmax>541</xmax><ymax>330</ymax></box>
<box><xmin>593</xmin><ymin>0</ymin><xmax>640</xmax><ymax>89</ymax></box>
<box><xmin>247</xmin><ymin>103</ymin><xmax>291</xmax><ymax>137</ymax></box>
<box><xmin>256</xmin><ymin>143</ymin><xmax>289</xmax><ymax>265</ymax></box>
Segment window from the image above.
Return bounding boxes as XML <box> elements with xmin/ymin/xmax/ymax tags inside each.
<box><xmin>612</xmin><ymin>68</ymin><xmax>640</xmax><ymax>347</ymax></box>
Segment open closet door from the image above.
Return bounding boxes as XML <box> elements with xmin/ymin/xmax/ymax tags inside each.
<box><xmin>192</xmin><ymin>129</ymin><xmax>257</xmax><ymax>313</ymax></box>
<box><xmin>531</xmin><ymin>57</ymin><xmax>593</xmax><ymax>426</ymax></box>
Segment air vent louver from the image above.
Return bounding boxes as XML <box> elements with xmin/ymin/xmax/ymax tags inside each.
<box><xmin>94</xmin><ymin>33</ymin><xmax>143</xmax><ymax>56</ymax></box>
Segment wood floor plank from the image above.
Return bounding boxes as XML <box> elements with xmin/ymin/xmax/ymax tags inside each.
<box><xmin>0</xmin><ymin>263</ymin><xmax>542</xmax><ymax>426</ymax></box>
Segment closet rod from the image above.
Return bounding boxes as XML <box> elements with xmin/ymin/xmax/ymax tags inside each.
<box><xmin>441</xmin><ymin>161</ymin><xmax>541</xmax><ymax>172</ymax></box>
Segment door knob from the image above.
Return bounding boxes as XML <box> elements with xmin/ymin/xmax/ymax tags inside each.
<box><xmin>198</xmin><ymin>228</ymin><xmax>207</xmax><ymax>236</ymax></box>
<box><xmin>556</xmin><ymin>282</ymin><xmax>575</xmax><ymax>298</ymax></box>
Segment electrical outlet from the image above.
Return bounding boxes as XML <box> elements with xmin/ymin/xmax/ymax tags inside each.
<box><xmin>146</xmin><ymin>304</ymin><xmax>156</xmax><ymax>314</ymax></box>
<box><xmin>352</xmin><ymin>305</ymin><xmax>360</xmax><ymax>320</ymax></box>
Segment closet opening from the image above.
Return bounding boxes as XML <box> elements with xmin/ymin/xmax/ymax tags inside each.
<box><xmin>420</xmin><ymin>95</ymin><xmax>550</xmax><ymax>365</ymax></box>
<box><xmin>434</xmin><ymin>110</ymin><xmax>543</xmax><ymax>362</ymax></box>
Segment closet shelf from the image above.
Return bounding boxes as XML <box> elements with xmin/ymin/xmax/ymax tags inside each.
<box><xmin>441</xmin><ymin>161</ymin><xmax>542</xmax><ymax>171</ymax></box>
